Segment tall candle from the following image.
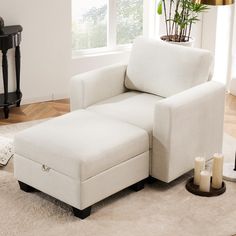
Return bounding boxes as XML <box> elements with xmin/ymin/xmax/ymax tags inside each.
<box><xmin>212</xmin><ymin>153</ymin><xmax>224</xmax><ymax>189</ymax></box>
<box><xmin>194</xmin><ymin>157</ymin><xmax>205</xmax><ymax>185</ymax></box>
<box><xmin>199</xmin><ymin>170</ymin><xmax>211</xmax><ymax>192</ymax></box>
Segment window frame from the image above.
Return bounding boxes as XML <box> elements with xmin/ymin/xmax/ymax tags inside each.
<box><xmin>72</xmin><ymin>0</ymin><xmax>157</xmax><ymax>57</ymax></box>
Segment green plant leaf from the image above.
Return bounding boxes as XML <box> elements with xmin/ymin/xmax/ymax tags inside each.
<box><xmin>157</xmin><ymin>0</ymin><xmax>162</xmax><ymax>15</ymax></box>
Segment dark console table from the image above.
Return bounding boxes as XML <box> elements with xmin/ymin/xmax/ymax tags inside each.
<box><xmin>0</xmin><ymin>25</ymin><xmax>23</xmax><ymax>118</ymax></box>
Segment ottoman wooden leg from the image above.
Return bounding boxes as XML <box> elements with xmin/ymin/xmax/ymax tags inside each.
<box><xmin>18</xmin><ymin>181</ymin><xmax>36</xmax><ymax>192</ymax></box>
<box><xmin>130</xmin><ymin>180</ymin><xmax>145</xmax><ymax>192</ymax></box>
<box><xmin>73</xmin><ymin>206</ymin><xmax>91</xmax><ymax>219</ymax></box>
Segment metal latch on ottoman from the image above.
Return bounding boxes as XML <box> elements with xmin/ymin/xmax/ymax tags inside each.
<box><xmin>14</xmin><ymin>110</ymin><xmax>149</xmax><ymax>219</ymax></box>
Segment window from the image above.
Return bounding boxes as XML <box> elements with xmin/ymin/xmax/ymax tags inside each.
<box><xmin>117</xmin><ymin>0</ymin><xmax>143</xmax><ymax>45</ymax></box>
<box><xmin>72</xmin><ymin>0</ymin><xmax>144</xmax><ymax>53</ymax></box>
<box><xmin>72</xmin><ymin>0</ymin><xmax>108</xmax><ymax>51</ymax></box>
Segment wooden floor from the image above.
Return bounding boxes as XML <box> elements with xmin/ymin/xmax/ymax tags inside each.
<box><xmin>0</xmin><ymin>99</ymin><xmax>70</xmax><ymax>125</ymax></box>
<box><xmin>0</xmin><ymin>94</ymin><xmax>236</xmax><ymax>138</ymax></box>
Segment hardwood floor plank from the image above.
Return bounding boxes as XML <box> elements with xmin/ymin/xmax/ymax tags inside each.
<box><xmin>0</xmin><ymin>99</ymin><xmax>70</xmax><ymax>125</ymax></box>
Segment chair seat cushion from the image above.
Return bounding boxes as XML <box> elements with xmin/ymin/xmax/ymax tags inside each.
<box><xmin>14</xmin><ymin>110</ymin><xmax>149</xmax><ymax>181</ymax></box>
<box><xmin>87</xmin><ymin>92</ymin><xmax>163</xmax><ymax>147</ymax></box>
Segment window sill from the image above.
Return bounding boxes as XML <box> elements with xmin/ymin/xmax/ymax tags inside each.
<box><xmin>72</xmin><ymin>46</ymin><xmax>132</xmax><ymax>60</ymax></box>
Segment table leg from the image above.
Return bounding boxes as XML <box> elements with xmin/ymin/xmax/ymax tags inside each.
<box><xmin>2</xmin><ymin>49</ymin><xmax>9</xmax><ymax>118</ymax></box>
<box><xmin>15</xmin><ymin>46</ymin><xmax>21</xmax><ymax>107</ymax></box>
<box><xmin>3</xmin><ymin>106</ymin><xmax>9</xmax><ymax>119</ymax></box>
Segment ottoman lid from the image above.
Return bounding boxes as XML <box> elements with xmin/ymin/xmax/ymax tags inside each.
<box><xmin>14</xmin><ymin>110</ymin><xmax>149</xmax><ymax>181</ymax></box>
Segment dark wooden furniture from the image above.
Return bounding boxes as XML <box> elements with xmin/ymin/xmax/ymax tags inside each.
<box><xmin>0</xmin><ymin>25</ymin><xmax>23</xmax><ymax>118</ymax></box>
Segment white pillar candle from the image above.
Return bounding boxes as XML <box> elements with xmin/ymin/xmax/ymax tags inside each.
<box><xmin>212</xmin><ymin>153</ymin><xmax>224</xmax><ymax>189</ymax></box>
<box><xmin>199</xmin><ymin>170</ymin><xmax>211</xmax><ymax>192</ymax></box>
<box><xmin>194</xmin><ymin>157</ymin><xmax>205</xmax><ymax>185</ymax></box>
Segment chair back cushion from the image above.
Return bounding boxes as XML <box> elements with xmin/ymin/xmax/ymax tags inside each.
<box><xmin>125</xmin><ymin>37</ymin><xmax>213</xmax><ymax>97</ymax></box>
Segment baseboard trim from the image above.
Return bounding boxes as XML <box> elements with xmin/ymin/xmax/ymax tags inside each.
<box><xmin>21</xmin><ymin>93</ymin><xmax>68</xmax><ymax>105</ymax></box>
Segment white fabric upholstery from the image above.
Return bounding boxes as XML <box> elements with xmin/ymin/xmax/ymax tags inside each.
<box><xmin>125</xmin><ymin>37</ymin><xmax>213</xmax><ymax>97</ymax></box>
<box><xmin>80</xmin><ymin>151</ymin><xmax>149</xmax><ymax>209</ymax></box>
<box><xmin>14</xmin><ymin>110</ymin><xmax>149</xmax><ymax>181</ymax></box>
<box><xmin>68</xmin><ymin>37</ymin><xmax>225</xmax><ymax>183</ymax></box>
<box><xmin>152</xmin><ymin>81</ymin><xmax>225</xmax><ymax>182</ymax></box>
<box><xmin>14</xmin><ymin>154</ymin><xmax>82</xmax><ymax>208</ymax></box>
<box><xmin>88</xmin><ymin>91</ymin><xmax>163</xmax><ymax>147</ymax></box>
<box><xmin>14</xmin><ymin>151</ymin><xmax>149</xmax><ymax>210</ymax></box>
<box><xmin>70</xmin><ymin>64</ymin><xmax>127</xmax><ymax>111</ymax></box>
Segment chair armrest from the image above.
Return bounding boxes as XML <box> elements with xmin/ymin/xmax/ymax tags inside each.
<box><xmin>152</xmin><ymin>81</ymin><xmax>225</xmax><ymax>182</ymax></box>
<box><xmin>70</xmin><ymin>64</ymin><xmax>127</xmax><ymax>111</ymax></box>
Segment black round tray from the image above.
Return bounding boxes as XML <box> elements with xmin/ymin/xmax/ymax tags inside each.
<box><xmin>185</xmin><ymin>177</ymin><xmax>226</xmax><ymax>197</ymax></box>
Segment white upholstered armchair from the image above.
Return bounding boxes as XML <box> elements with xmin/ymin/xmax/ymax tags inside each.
<box><xmin>70</xmin><ymin>37</ymin><xmax>225</xmax><ymax>183</ymax></box>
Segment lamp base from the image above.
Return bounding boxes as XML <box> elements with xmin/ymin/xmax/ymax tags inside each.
<box><xmin>223</xmin><ymin>163</ymin><xmax>236</xmax><ymax>182</ymax></box>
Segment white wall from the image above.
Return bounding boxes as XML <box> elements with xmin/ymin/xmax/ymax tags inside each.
<box><xmin>233</xmin><ymin>4</ymin><xmax>236</xmax><ymax>53</ymax></box>
<box><xmin>202</xmin><ymin>5</ymin><xmax>235</xmax><ymax>86</ymax></box>
<box><xmin>0</xmin><ymin>0</ymin><xmax>71</xmax><ymax>104</ymax></box>
<box><xmin>201</xmin><ymin>8</ymin><xmax>218</xmax><ymax>52</ymax></box>
<box><xmin>214</xmin><ymin>5</ymin><xmax>234</xmax><ymax>85</ymax></box>
<box><xmin>232</xmin><ymin>4</ymin><xmax>236</xmax><ymax>79</ymax></box>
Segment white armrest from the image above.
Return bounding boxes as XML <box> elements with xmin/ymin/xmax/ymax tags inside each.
<box><xmin>152</xmin><ymin>81</ymin><xmax>225</xmax><ymax>182</ymax></box>
<box><xmin>70</xmin><ymin>64</ymin><xmax>127</xmax><ymax>111</ymax></box>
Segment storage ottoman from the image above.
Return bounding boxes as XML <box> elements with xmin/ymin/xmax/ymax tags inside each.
<box><xmin>14</xmin><ymin>110</ymin><xmax>149</xmax><ymax>219</ymax></box>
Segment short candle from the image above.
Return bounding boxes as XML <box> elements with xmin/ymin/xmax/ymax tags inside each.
<box><xmin>199</xmin><ymin>170</ymin><xmax>211</xmax><ymax>192</ymax></box>
<box><xmin>212</xmin><ymin>153</ymin><xmax>224</xmax><ymax>189</ymax></box>
<box><xmin>194</xmin><ymin>157</ymin><xmax>205</xmax><ymax>185</ymax></box>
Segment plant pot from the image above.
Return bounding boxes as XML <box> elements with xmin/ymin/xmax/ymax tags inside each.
<box><xmin>160</xmin><ymin>35</ymin><xmax>194</xmax><ymax>47</ymax></box>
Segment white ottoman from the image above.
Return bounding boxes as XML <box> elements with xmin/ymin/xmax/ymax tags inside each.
<box><xmin>14</xmin><ymin>110</ymin><xmax>149</xmax><ymax>219</ymax></box>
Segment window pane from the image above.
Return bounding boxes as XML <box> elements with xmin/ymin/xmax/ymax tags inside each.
<box><xmin>117</xmin><ymin>0</ymin><xmax>143</xmax><ymax>45</ymax></box>
<box><xmin>72</xmin><ymin>0</ymin><xmax>107</xmax><ymax>50</ymax></box>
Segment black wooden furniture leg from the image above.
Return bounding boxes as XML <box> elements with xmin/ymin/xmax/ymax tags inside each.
<box><xmin>3</xmin><ymin>106</ymin><xmax>9</xmax><ymax>119</ymax></box>
<box><xmin>18</xmin><ymin>181</ymin><xmax>36</xmax><ymax>192</ymax></box>
<box><xmin>15</xmin><ymin>46</ymin><xmax>21</xmax><ymax>94</ymax></box>
<box><xmin>15</xmin><ymin>46</ymin><xmax>22</xmax><ymax>107</ymax></box>
<box><xmin>73</xmin><ymin>206</ymin><xmax>91</xmax><ymax>219</ymax></box>
<box><xmin>2</xmin><ymin>49</ymin><xmax>9</xmax><ymax>118</ymax></box>
<box><xmin>2</xmin><ymin>49</ymin><xmax>8</xmax><ymax>103</ymax></box>
<box><xmin>16</xmin><ymin>100</ymin><xmax>21</xmax><ymax>107</ymax></box>
<box><xmin>130</xmin><ymin>180</ymin><xmax>145</xmax><ymax>192</ymax></box>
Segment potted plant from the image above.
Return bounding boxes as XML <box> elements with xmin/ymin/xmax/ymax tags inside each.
<box><xmin>157</xmin><ymin>0</ymin><xmax>209</xmax><ymax>46</ymax></box>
